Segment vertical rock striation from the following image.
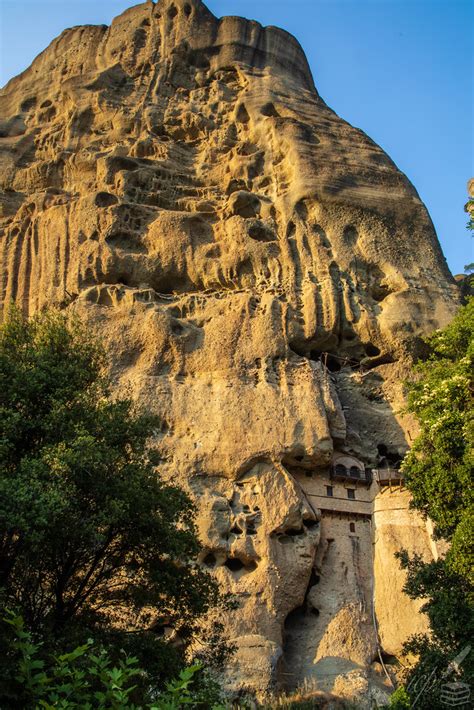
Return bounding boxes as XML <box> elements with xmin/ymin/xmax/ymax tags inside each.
<box><xmin>0</xmin><ymin>0</ymin><xmax>460</xmax><ymax>700</ymax></box>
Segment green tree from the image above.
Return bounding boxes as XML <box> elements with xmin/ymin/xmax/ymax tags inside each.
<box><xmin>0</xmin><ymin>308</ymin><xmax>230</xmax><ymax>702</ymax></box>
<box><xmin>396</xmin><ymin>298</ymin><xmax>474</xmax><ymax>709</ymax></box>
<box><xmin>1</xmin><ymin>610</ymin><xmax>224</xmax><ymax>709</ymax></box>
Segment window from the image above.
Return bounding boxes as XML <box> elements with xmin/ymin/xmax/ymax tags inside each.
<box><xmin>326</xmin><ymin>485</ymin><xmax>333</xmax><ymax>497</ymax></box>
<box><xmin>349</xmin><ymin>522</ymin><xmax>356</xmax><ymax>533</ymax></box>
<box><xmin>347</xmin><ymin>489</ymin><xmax>355</xmax><ymax>500</ymax></box>
<box><xmin>350</xmin><ymin>466</ymin><xmax>361</xmax><ymax>478</ymax></box>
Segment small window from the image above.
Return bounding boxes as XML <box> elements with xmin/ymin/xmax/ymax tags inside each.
<box><xmin>347</xmin><ymin>489</ymin><xmax>355</xmax><ymax>500</ymax></box>
<box><xmin>326</xmin><ymin>485</ymin><xmax>333</xmax><ymax>497</ymax></box>
<box><xmin>349</xmin><ymin>522</ymin><xmax>356</xmax><ymax>533</ymax></box>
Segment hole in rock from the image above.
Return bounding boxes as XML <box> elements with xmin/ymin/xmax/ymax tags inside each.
<box><xmin>188</xmin><ymin>49</ymin><xmax>210</xmax><ymax>69</ymax></box>
<box><xmin>377</xmin><ymin>444</ymin><xmax>403</xmax><ymax>468</ymax></box>
<box><xmin>343</xmin><ymin>225</ymin><xmax>359</xmax><ymax>245</ymax></box>
<box><xmin>381</xmin><ymin>651</ymin><xmax>399</xmax><ymax>665</ymax></box>
<box><xmin>171</xmin><ymin>322</ymin><xmax>184</xmax><ymax>335</ymax></box>
<box><xmin>286</xmin><ymin>527</ymin><xmax>305</xmax><ymax>536</ymax></box>
<box><xmin>236</xmin><ymin>103</ymin><xmax>250</xmax><ymax>123</ymax></box>
<box><xmin>141</xmin><ymin>18</ymin><xmax>150</xmax><ymax>26</ymax></box>
<box><xmin>224</xmin><ymin>557</ymin><xmax>256</xmax><ymax>573</ymax></box>
<box><xmin>284</xmin><ymin>605</ymin><xmax>306</xmax><ymax>629</ymax></box>
<box><xmin>226</xmin><ymin>178</ymin><xmax>246</xmax><ymax>195</ymax></box>
<box><xmin>242</xmin><ymin>505</ymin><xmax>251</xmax><ymax>513</ymax></box>
<box><xmin>167</xmin><ymin>4</ymin><xmax>178</xmax><ymax>19</ymax></box>
<box><xmin>117</xmin><ymin>274</ymin><xmax>132</xmax><ymax>286</ymax></box>
<box><xmin>184</xmin><ymin>3</ymin><xmax>192</xmax><ymax>16</ymax></box>
<box><xmin>247</xmin><ymin>526</ymin><xmax>257</xmax><ymax>535</ymax></box>
<box><xmin>260</xmin><ymin>102</ymin><xmax>279</xmax><ymax>117</ymax></box>
<box><xmin>325</xmin><ymin>355</ymin><xmax>342</xmax><ymax>372</ymax></box>
<box><xmin>365</xmin><ymin>343</ymin><xmax>381</xmax><ymax>357</ymax></box>
<box><xmin>371</xmin><ymin>282</ymin><xmax>391</xmax><ymax>302</ymax></box>
<box><xmin>21</xmin><ymin>96</ymin><xmax>37</xmax><ymax>112</ymax></box>
<box><xmin>309</xmin><ymin>571</ymin><xmax>320</xmax><ymax>586</ymax></box>
<box><xmin>277</xmin><ymin>535</ymin><xmax>292</xmax><ymax>545</ymax></box>
<box><xmin>110</xmin><ymin>156</ymin><xmax>138</xmax><ymax>172</ymax></box>
<box><xmin>311</xmin><ymin>607</ymin><xmax>320</xmax><ymax>617</ymax></box>
<box><xmin>294</xmin><ymin>199</ymin><xmax>308</xmax><ymax>220</ymax></box>
<box><xmin>303</xmin><ymin>518</ymin><xmax>318</xmax><ymax>529</ymax></box>
<box><xmin>230</xmin><ymin>524</ymin><xmax>243</xmax><ymax>535</ymax></box>
<box><xmin>95</xmin><ymin>192</ymin><xmax>118</xmax><ymax>208</ymax></box>
<box><xmin>294</xmin><ymin>455</ymin><xmax>304</xmax><ymax>462</ymax></box>
<box><xmin>203</xmin><ymin>553</ymin><xmax>216</xmax><ymax>568</ymax></box>
<box><xmin>231</xmin><ymin>192</ymin><xmax>260</xmax><ymax>218</ymax></box>
<box><xmin>248</xmin><ymin>224</ymin><xmax>276</xmax><ymax>242</ymax></box>
<box><xmin>286</xmin><ymin>221</ymin><xmax>296</xmax><ymax>238</ymax></box>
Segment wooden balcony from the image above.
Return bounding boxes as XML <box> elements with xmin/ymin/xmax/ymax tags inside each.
<box><xmin>373</xmin><ymin>468</ymin><xmax>405</xmax><ymax>487</ymax></box>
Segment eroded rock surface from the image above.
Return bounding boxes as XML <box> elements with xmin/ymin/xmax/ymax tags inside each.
<box><xmin>0</xmin><ymin>0</ymin><xmax>459</xmax><ymax>700</ymax></box>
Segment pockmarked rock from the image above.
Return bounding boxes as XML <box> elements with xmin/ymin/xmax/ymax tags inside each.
<box><xmin>0</xmin><ymin>0</ymin><xmax>460</xmax><ymax>700</ymax></box>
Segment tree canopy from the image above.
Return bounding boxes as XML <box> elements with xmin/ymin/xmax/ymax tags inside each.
<box><xmin>401</xmin><ymin>297</ymin><xmax>473</xmax><ymax>584</ymax></box>
<box><xmin>0</xmin><ymin>308</ymin><xmax>228</xmax><ymax>704</ymax></box>
<box><xmin>397</xmin><ymin>297</ymin><xmax>474</xmax><ymax>709</ymax></box>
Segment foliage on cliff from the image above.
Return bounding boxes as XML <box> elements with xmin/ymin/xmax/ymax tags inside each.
<box><xmin>0</xmin><ymin>308</ymin><xmax>230</xmax><ymax>703</ymax></box>
<box><xmin>397</xmin><ymin>297</ymin><xmax>473</xmax><ymax>708</ymax></box>
<box><xmin>401</xmin><ymin>297</ymin><xmax>473</xmax><ymax>583</ymax></box>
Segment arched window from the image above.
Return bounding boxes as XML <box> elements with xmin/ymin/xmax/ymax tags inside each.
<box><xmin>334</xmin><ymin>463</ymin><xmax>347</xmax><ymax>477</ymax></box>
<box><xmin>350</xmin><ymin>466</ymin><xmax>361</xmax><ymax>478</ymax></box>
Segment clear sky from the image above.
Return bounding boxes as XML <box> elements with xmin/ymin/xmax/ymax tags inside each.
<box><xmin>1</xmin><ymin>0</ymin><xmax>472</xmax><ymax>275</ymax></box>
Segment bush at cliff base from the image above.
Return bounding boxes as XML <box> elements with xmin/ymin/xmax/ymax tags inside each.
<box><xmin>0</xmin><ymin>610</ymin><xmax>225</xmax><ymax>709</ymax></box>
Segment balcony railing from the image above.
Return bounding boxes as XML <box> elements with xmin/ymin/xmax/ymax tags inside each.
<box><xmin>330</xmin><ymin>464</ymin><xmax>373</xmax><ymax>486</ymax></box>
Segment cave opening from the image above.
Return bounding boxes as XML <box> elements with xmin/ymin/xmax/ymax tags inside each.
<box><xmin>365</xmin><ymin>343</ymin><xmax>381</xmax><ymax>357</ymax></box>
<box><xmin>203</xmin><ymin>552</ymin><xmax>216</xmax><ymax>568</ymax></box>
<box><xmin>224</xmin><ymin>558</ymin><xmax>245</xmax><ymax>572</ymax></box>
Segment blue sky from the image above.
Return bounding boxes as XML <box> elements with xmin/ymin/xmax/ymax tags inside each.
<box><xmin>1</xmin><ymin>0</ymin><xmax>472</xmax><ymax>274</ymax></box>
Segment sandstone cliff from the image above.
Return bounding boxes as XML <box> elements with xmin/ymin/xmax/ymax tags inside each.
<box><xmin>0</xmin><ymin>0</ymin><xmax>460</xmax><ymax>702</ymax></box>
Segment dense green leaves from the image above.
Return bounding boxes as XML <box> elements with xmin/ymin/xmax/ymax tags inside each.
<box><xmin>401</xmin><ymin>297</ymin><xmax>473</xmax><ymax>582</ymax></box>
<box><xmin>1</xmin><ymin>611</ymin><xmax>224</xmax><ymax>709</ymax></box>
<box><xmin>396</xmin><ymin>298</ymin><xmax>474</xmax><ymax>708</ymax></box>
<box><xmin>0</xmin><ymin>308</ymin><xmax>230</xmax><ymax>702</ymax></box>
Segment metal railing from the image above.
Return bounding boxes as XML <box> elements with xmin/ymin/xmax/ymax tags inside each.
<box><xmin>330</xmin><ymin>465</ymin><xmax>373</xmax><ymax>486</ymax></box>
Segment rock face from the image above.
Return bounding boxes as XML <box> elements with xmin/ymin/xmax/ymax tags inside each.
<box><xmin>0</xmin><ymin>0</ymin><xmax>459</xmax><ymax>701</ymax></box>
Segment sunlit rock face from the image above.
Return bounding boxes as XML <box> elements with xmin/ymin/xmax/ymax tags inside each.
<box><xmin>0</xmin><ymin>0</ymin><xmax>459</xmax><ymax>700</ymax></box>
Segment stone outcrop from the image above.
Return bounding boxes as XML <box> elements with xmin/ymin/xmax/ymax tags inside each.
<box><xmin>0</xmin><ymin>0</ymin><xmax>460</xmax><ymax>702</ymax></box>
